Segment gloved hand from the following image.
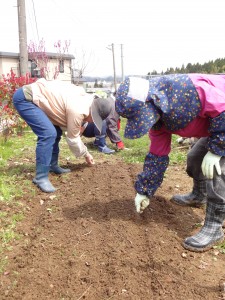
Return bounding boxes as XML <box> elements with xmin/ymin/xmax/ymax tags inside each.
<box><xmin>201</xmin><ymin>151</ymin><xmax>222</xmax><ymax>179</ymax></box>
<box><xmin>135</xmin><ymin>193</ymin><xmax>150</xmax><ymax>213</ymax></box>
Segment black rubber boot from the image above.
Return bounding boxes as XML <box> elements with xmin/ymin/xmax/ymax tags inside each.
<box><xmin>49</xmin><ymin>153</ymin><xmax>71</xmax><ymax>174</ymax></box>
<box><xmin>171</xmin><ymin>179</ymin><xmax>207</xmax><ymax>207</ymax></box>
<box><xmin>183</xmin><ymin>201</ymin><xmax>225</xmax><ymax>252</ymax></box>
<box><xmin>33</xmin><ymin>164</ymin><xmax>56</xmax><ymax>193</ymax></box>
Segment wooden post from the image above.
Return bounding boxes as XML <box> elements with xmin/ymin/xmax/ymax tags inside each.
<box><xmin>17</xmin><ymin>0</ymin><xmax>28</xmax><ymax>75</ymax></box>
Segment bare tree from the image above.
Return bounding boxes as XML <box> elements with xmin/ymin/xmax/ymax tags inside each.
<box><xmin>72</xmin><ymin>48</ymin><xmax>97</xmax><ymax>84</ymax></box>
<box><xmin>28</xmin><ymin>38</ymin><xmax>49</xmax><ymax>78</ymax></box>
<box><xmin>53</xmin><ymin>40</ymin><xmax>71</xmax><ymax>79</ymax></box>
<box><xmin>28</xmin><ymin>38</ymin><xmax>70</xmax><ymax>80</ymax></box>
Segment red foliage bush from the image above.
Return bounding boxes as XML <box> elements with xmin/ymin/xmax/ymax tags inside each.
<box><xmin>0</xmin><ymin>69</ymin><xmax>37</xmax><ymax>137</ymax></box>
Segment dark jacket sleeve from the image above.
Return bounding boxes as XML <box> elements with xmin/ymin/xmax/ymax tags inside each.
<box><xmin>208</xmin><ymin>112</ymin><xmax>225</xmax><ymax>156</ymax></box>
<box><xmin>135</xmin><ymin>153</ymin><xmax>169</xmax><ymax>197</ymax></box>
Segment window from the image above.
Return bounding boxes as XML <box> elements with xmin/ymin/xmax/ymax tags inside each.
<box><xmin>59</xmin><ymin>60</ymin><xmax>64</xmax><ymax>73</ymax></box>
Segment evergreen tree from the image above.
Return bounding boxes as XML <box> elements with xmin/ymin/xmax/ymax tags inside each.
<box><xmin>147</xmin><ymin>58</ymin><xmax>225</xmax><ymax>75</ymax></box>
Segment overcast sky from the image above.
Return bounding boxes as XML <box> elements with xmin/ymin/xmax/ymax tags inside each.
<box><xmin>1</xmin><ymin>0</ymin><xmax>225</xmax><ymax>77</ymax></box>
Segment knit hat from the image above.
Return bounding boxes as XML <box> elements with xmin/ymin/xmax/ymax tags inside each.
<box><xmin>91</xmin><ymin>97</ymin><xmax>113</xmax><ymax>132</ymax></box>
<box><xmin>115</xmin><ymin>77</ymin><xmax>160</xmax><ymax>139</ymax></box>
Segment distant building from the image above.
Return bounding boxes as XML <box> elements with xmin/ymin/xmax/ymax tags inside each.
<box><xmin>0</xmin><ymin>51</ymin><xmax>75</xmax><ymax>82</ymax></box>
<box><xmin>72</xmin><ymin>76</ymin><xmax>87</xmax><ymax>87</ymax></box>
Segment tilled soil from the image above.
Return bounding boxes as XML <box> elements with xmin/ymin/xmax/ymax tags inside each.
<box><xmin>1</xmin><ymin>156</ymin><xmax>225</xmax><ymax>300</ymax></box>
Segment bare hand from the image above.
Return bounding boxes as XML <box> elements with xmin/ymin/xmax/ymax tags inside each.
<box><xmin>85</xmin><ymin>153</ymin><xmax>95</xmax><ymax>165</ymax></box>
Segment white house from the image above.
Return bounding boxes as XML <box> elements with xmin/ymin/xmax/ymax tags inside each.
<box><xmin>0</xmin><ymin>51</ymin><xmax>75</xmax><ymax>82</ymax></box>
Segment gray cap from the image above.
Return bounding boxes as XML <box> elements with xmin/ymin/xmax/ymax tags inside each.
<box><xmin>91</xmin><ymin>97</ymin><xmax>113</xmax><ymax>132</ymax></box>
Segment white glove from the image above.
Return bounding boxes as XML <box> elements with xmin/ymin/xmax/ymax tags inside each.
<box><xmin>135</xmin><ymin>193</ymin><xmax>150</xmax><ymax>214</ymax></box>
<box><xmin>201</xmin><ymin>151</ymin><xmax>222</xmax><ymax>179</ymax></box>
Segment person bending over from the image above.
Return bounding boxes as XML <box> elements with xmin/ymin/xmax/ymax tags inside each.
<box><xmin>116</xmin><ymin>74</ymin><xmax>225</xmax><ymax>253</ymax></box>
<box><xmin>13</xmin><ymin>78</ymin><xmax>113</xmax><ymax>193</ymax></box>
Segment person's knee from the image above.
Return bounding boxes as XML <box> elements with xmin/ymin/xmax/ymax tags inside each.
<box><xmin>186</xmin><ymin>151</ymin><xmax>197</xmax><ymax>166</ymax></box>
<box><xmin>43</xmin><ymin>127</ymin><xmax>57</xmax><ymax>144</ymax></box>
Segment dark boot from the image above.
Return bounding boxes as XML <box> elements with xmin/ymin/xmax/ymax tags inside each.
<box><xmin>33</xmin><ymin>164</ymin><xmax>56</xmax><ymax>193</ymax></box>
<box><xmin>94</xmin><ymin>136</ymin><xmax>115</xmax><ymax>154</ymax></box>
<box><xmin>171</xmin><ymin>179</ymin><xmax>207</xmax><ymax>207</ymax></box>
<box><xmin>49</xmin><ymin>153</ymin><xmax>71</xmax><ymax>174</ymax></box>
<box><xmin>183</xmin><ymin>201</ymin><xmax>225</xmax><ymax>252</ymax></box>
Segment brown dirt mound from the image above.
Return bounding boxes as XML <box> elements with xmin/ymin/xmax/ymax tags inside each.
<box><xmin>1</xmin><ymin>160</ymin><xmax>225</xmax><ymax>300</ymax></box>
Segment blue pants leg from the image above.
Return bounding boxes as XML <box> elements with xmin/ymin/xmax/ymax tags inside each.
<box><xmin>52</xmin><ymin>125</ymin><xmax>62</xmax><ymax>155</ymax></box>
<box><xmin>83</xmin><ymin>121</ymin><xmax>107</xmax><ymax>138</ymax></box>
<box><xmin>82</xmin><ymin>121</ymin><xmax>115</xmax><ymax>154</ymax></box>
<box><xmin>13</xmin><ymin>88</ymin><xmax>57</xmax><ymax>166</ymax></box>
<box><xmin>50</xmin><ymin>125</ymin><xmax>71</xmax><ymax>174</ymax></box>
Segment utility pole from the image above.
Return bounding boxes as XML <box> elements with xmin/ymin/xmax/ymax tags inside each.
<box><xmin>17</xmin><ymin>0</ymin><xmax>28</xmax><ymax>76</ymax></box>
<box><xmin>120</xmin><ymin>44</ymin><xmax>124</xmax><ymax>82</ymax></box>
<box><xmin>111</xmin><ymin>43</ymin><xmax>117</xmax><ymax>92</ymax></box>
<box><xmin>107</xmin><ymin>43</ymin><xmax>117</xmax><ymax>92</ymax></box>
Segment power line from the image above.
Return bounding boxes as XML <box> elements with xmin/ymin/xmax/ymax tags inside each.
<box><xmin>50</xmin><ymin>0</ymin><xmax>82</xmax><ymax>26</ymax></box>
<box><xmin>26</xmin><ymin>2</ymin><xmax>38</xmax><ymax>44</ymax></box>
<box><xmin>31</xmin><ymin>0</ymin><xmax>39</xmax><ymax>42</ymax></box>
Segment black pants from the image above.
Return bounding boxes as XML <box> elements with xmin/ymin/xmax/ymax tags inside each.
<box><xmin>186</xmin><ymin>137</ymin><xmax>225</xmax><ymax>204</ymax></box>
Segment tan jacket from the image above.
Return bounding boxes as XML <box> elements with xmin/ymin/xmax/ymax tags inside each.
<box><xmin>23</xmin><ymin>78</ymin><xmax>94</xmax><ymax>157</ymax></box>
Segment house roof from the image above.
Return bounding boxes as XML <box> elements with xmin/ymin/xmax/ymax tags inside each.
<box><xmin>0</xmin><ymin>52</ymin><xmax>19</xmax><ymax>58</ymax></box>
<box><xmin>0</xmin><ymin>51</ymin><xmax>75</xmax><ymax>60</ymax></box>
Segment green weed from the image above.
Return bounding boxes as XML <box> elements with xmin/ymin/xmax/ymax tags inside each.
<box><xmin>117</xmin><ymin>118</ymin><xmax>188</xmax><ymax>165</ymax></box>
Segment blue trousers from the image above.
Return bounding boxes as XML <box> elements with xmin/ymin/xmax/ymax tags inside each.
<box><xmin>13</xmin><ymin>88</ymin><xmax>62</xmax><ymax>166</ymax></box>
<box><xmin>82</xmin><ymin>120</ymin><xmax>107</xmax><ymax>138</ymax></box>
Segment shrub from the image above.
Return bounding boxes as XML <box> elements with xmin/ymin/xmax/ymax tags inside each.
<box><xmin>0</xmin><ymin>70</ymin><xmax>37</xmax><ymax>140</ymax></box>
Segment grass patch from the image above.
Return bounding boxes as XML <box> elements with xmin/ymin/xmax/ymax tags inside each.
<box><xmin>0</xmin><ymin>130</ymin><xmax>36</xmax><ymax>273</ymax></box>
<box><xmin>116</xmin><ymin>118</ymin><xmax>188</xmax><ymax>165</ymax></box>
<box><xmin>0</xmin><ymin>211</ymin><xmax>24</xmax><ymax>272</ymax></box>
<box><xmin>214</xmin><ymin>242</ymin><xmax>225</xmax><ymax>253</ymax></box>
